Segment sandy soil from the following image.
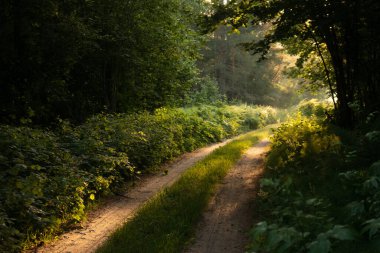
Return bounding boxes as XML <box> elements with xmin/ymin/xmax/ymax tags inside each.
<box><xmin>32</xmin><ymin>139</ymin><xmax>232</xmax><ymax>253</ymax></box>
<box><xmin>184</xmin><ymin>139</ymin><xmax>270</xmax><ymax>253</ymax></box>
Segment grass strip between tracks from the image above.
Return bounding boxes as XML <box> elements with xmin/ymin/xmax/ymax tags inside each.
<box><xmin>97</xmin><ymin>127</ymin><xmax>273</xmax><ymax>253</ymax></box>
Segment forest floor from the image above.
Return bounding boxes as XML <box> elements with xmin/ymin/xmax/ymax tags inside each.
<box><xmin>184</xmin><ymin>139</ymin><xmax>270</xmax><ymax>253</ymax></box>
<box><xmin>32</xmin><ymin>140</ymin><xmax>233</xmax><ymax>253</ymax></box>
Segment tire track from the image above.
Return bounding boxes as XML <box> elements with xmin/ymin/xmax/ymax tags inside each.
<box><xmin>185</xmin><ymin>139</ymin><xmax>270</xmax><ymax>253</ymax></box>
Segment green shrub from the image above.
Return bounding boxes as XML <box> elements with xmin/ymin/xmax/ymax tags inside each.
<box><xmin>297</xmin><ymin>99</ymin><xmax>333</xmax><ymax>119</ymax></box>
<box><xmin>183</xmin><ymin>77</ymin><xmax>225</xmax><ymax>106</ymax></box>
<box><xmin>0</xmin><ymin>126</ymin><xmax>80</xmax><ymax>250</ymax></box>
<box><xmin>266</xmin><ymin>115</ymin><xmax>341</xmax><ymax>177</ymax></box>
<box><xmin>249</xmin><ymin>115</ymin><xmax>380</xmax><ymax>253</ymax></box>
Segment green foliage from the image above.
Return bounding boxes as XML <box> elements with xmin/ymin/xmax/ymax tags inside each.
<box><xmin>0</xmin><ymin>104</ymin><xmax>282</xmax><ymax>252</ymax></box>
<box><xmin>184</xmin><ymin>77</ymin><xmax>225</xmax><ymax>106</ymax></box>
<box><xmin>248</xmin><ymin>114</ymin><xmax>380</xmax><ymax>252</ymax></box>
<box><xmin>211</xmin><ymin>0</ymin><xmax>380</xmax><ymax>127</ymax></box>
<box><xmin>0</xmin><ymin>0</ymin><xmax>207</xmax><ymax>124</ymax></box>
<box><xmin>297</xmin><ymin>99</ymin><xmax>333</xmax><ymax>119</ymax></box>
<box><xmin>0</xmin><ymin>125</ymin><xmax>133</xmax><ymax>252</ymax></box>
<box><xmin>266</xmin><ymin>115</ymin><xmax>340</xmax><ymax>176</ymax></box>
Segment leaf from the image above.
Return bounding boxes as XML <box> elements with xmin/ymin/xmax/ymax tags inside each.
<box><xmin>9</xmin><ymin>164</ymin><xmax>27</xmax><ymax>176</ymax></box>
<box><xmin>251</xmin><ymin>221</ymin><xmax>268</xmax><ymax>240</ymax></box>
<box><xmin>260</xmin><ymin>178</ymin><xmax>279</xmax><ymax>188</ymax></box>
<box><xmin>363</xmin><ymin>177</ymin><xmax>380</xmax><ymax>191</ymax></box>
<box><xmin>308</xmin><ymin>235</ymin><xmax>331</xmax><ymax>253</ymax></box>
<box><xmin>267</xmin><ymin>229</ymin><xmax>283</xmax><ymax>249</ymax></box>
<box><xmin>89</xmin><ymin>194</ymin><xmax>95</xmax><ymax>201</ymax></box>
<box><xmin>369</xmin><ymin>161</ymin><xmax>380</xmax><ymax>176</ymax></box>
<box><xmin>365</xmin><ymin>131</ymin><xmax>380</xmax><ymax>142</ymax></box>
<box><xmin>362</xmin><ymin>218</ymin><xmax>380</xmax><ymax>239</ymax></box>
<box><xmin>345</xmin><ymin>201</ymin><xmax>365</xmax><ymax>218</ymax></box>
<box><xmin>326</xmin><ymin>225</ymin><xmax>357</xmax><ymax>241</ymax></box>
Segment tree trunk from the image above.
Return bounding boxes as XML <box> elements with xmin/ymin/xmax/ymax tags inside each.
<box><xmin>323</xmin><ymin>27</ymin><xmax>354</xmax><ymax>127</ymax></box>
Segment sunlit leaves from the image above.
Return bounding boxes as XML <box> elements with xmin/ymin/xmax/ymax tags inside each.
<box><xmin>250</xmin><ymin>112</ymin><xmax>380</xmax><ymax>252</ymax></box>
<box><xmin>362</xmin><ymin>218</ymin><xmax>380</xmax><ymax>240</ymax></box>
<box><xmin>212</xmin><ymin>0</ymin><xmax>380</xmax><ymax>126</ymax></box>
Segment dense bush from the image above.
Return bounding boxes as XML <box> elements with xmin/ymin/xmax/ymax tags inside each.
<box><xmin>297</xmin><ymin>99</ymin><xmax>333</xmax><ymax>118</ymax></box>
<box><xmin>0</xmin><ymin>104</ymin><xmax>282</xmax><ymax>252</ymax></box>
<box><xmin>0</xmin><ymin>125</ymin><xmax>133</xmax><ymax>252</ymax></box>
<box><xmin>248</xmin><ymin>113</ymin><xmax>380</xmax><ymax>253</ymax></box>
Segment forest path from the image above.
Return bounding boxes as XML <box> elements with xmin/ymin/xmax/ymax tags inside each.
<box><xmin>184</xmin><ymin>139</ymin><xmax>270</xmax><ymax>253</ymax></box>
<box><xmin>33</xmin><ymin>139</ymin><xmax>234</xmax><ymax>253</ymax></box>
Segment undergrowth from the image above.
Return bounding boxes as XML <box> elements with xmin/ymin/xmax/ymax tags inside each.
<box><xmin>0</xmin><ymin>104</ymin><xmax>283</xmax><ymax>252</ymax></box>
<box><xmin>96</xmin><ymin>127</ymin><xmax>272</xmax><ymax>253</ymax></box>
<box><xmin>248</xmin><ymin>102</ymin><xmax>380</xmax><ymax>253</ymax></box>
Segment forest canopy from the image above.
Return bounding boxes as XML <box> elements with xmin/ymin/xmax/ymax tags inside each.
<box><xmin>0</xmin><ymin>0</ymin><xmax>207</xmax><ymax>124</ymax></box>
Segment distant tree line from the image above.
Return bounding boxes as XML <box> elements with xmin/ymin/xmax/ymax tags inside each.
<box><xmin>0</xmin><ymin>0</ymin><xmax>206</xmax><ymax>125</ymax></box>
<box><xmin>199</xmin><ymin>24</ymin><xmax>309</xmax><ymax>108</ymax></box>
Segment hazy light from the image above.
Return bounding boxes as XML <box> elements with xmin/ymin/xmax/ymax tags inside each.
<box><xmin>204</xmin><ymin>0</ymin><xmax>228</xmax><ymax>5</ymax></box>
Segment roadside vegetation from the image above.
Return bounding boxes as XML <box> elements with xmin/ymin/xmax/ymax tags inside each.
<box><xmin>96</xmin><ymin>126</ymin><xmax>272</xmax><ymax>253</ymax></box>
<box><xmin>0</xmin><ymin>104</ymin><xmax>283</xmax><ymax>252</ymax></box>
<box><xmin>248</xmin><ymin>102</ymin><xmax>380</xmax><ymax>253</ymax></box>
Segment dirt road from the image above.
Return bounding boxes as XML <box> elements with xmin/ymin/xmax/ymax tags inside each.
<box><xmin>34</xmin><ymin>139</ymin><xmax>233</xmax><ymax>253</ymax></box>
<box><xmin>185</xmin><ymin>139</ymin><xmax>270</xmax><ymax>253</ymax></box>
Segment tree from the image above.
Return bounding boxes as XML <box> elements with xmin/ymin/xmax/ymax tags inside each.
<box><xmin>0</xmin><ymin>0</ymin><xmax>89</xmax><ymax>124</ymax></box>
<box><xmin>208</xmin><ymin>0</ymin><xmax>380</xmax><ymax>127</ymax></box>
<box><xmin>198</xmin><ymin>23</ymin><xmax>307</xmax><ymax>107</ymax></box>
<box><xmin>0</xmin><ymin>0</ymin><xmax>207</xmax><ymax>124</ymax></box>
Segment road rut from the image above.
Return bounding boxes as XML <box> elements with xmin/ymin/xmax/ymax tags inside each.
<box><xmin>185</xmin><ymin>139</ymin><xmax>270</xmax><ymax>253</ymax></box>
